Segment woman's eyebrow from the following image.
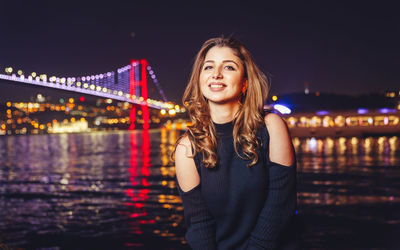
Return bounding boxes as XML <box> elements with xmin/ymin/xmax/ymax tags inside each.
<box><xmin>223</xmin><ymin>60</ymin><xmax>239</xmax><ymax>66</ymax></box>
<box><xmin>204</xmin><ymin>60</ymin><xmax>239</xmax><ymax>66</ymax></box>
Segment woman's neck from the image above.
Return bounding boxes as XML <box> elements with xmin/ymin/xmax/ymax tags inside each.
<box><xmin>209</xmin><ymin>101</ymin><xmax>240</xmax><ymax>124</ymax></box>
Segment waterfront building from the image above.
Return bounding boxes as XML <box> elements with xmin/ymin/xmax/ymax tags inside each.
<box><xmin>165</xmin><ymin>107</ymin><xmax>400</xmax><ymax>138</ymax></box>
<box><xmin>284</xmin><ymin>108</ymin><xmax>400</xmax><ymax>137</ymax></box>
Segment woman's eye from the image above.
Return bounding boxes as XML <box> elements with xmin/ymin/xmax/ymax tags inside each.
<box><xmin>204</xmin><ymin>65</ymin><xmax>212</xmax><ymax>70</ymax></box>
<box><xmin>225</xmin><ymin>65</ymin><xmax>235</xmax><ymax>70</ymax></box>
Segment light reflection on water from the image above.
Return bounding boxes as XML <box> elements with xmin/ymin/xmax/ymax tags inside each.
<box><xmin>294</xmin><ymin>136</ymin><xmax>400</xmax><ymax>248</ymax></box>
<box><xmin>0</xmin><ymin>129</ymin><xmax>186</xmax><ymax>249</ymax></box>
<box><xmin>0</xmin><ymin>133</ymin><xmax>399</xmax><ymax>249</ymax></box>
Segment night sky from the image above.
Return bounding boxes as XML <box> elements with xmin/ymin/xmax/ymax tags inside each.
<box><xmin>1</xmin><ymin>0</ymin><xmax>399</xmax><ymax>103</ymax></box>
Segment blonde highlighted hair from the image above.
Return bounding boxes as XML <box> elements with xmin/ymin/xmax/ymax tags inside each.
<box><xmin>174</xmin><ymin>36</ymin><xmax>269</xmax><ymax>168</ymax></box>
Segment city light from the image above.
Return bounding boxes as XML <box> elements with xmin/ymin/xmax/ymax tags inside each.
<box><xmin>316</xmin><ymin>110</ymin><xmax>329</xmax><ymax>115</ymax></box>
<box><xmin>358</xmin><ymin>108</ymin><xmax>368</xmax><ymax>114</ymax></box>
<box><xmin>4</xmin><ymin>67</ymin><xmax>13</xmax><ymax>74</ymax></box>
<box><xmin>379</xmin><ymin>108</ymin><xmax>396</xmax><ymax>114</ymax></box>
<box><xmin>0</xmin><ymin>61</ymin><xmax>181</xmax><ymax>136</ymax></box>
<box><xmin>40</xmin><ymin>74</ymin><xmax>47</xmax><ymax>81</ymax></box>
<box><xmin>273</xmin><ymin>104</ymin><xmax>291</xmax><ymax>114</ymax></box>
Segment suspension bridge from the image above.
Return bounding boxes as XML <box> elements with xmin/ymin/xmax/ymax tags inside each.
<box><xmin>1</xmin><ymin>59</ymin><xmax>176</xmax><ymax>130</ymax></box>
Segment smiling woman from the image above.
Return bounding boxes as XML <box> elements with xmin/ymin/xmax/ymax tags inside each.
<box><xmin>173</xmin><ymin>36</ymin><xmax>298</xmax><ymax>250</ymax></box>
<box><xmin>199</xmin><ymin>46</ymin><xmax>245</xmax><ymax>108</ymax></box>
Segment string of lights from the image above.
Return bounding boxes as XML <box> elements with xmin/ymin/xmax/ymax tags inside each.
<box><xmin>116</xmin><ymin>64</ymin><xmax>169</xmax><ymax>102</ymax></box>
<box><xmin>146</xmin><ymin>65</ymin><xmax>168</xmax><ymax>102</ymax></box>
<box><xmin>1</xmin><ymin>65</ymin><xmax>174</xmax><ymax>110</ymax></box>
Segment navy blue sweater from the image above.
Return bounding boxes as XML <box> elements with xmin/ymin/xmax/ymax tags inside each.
<box><xmin>177</xmin><ymin>121</ymin><xmax>297</xmax><ymax>249</ymax></box>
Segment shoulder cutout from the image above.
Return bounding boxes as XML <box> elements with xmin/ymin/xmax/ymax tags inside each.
<box><xmin>264</xmin><ymin>113</ymin><xmax>295</xmax><ymax>167</ymax></box>
<box><xmin>175</xmin><ymin>135</ymin><xmax>201</xmax><ymax>192</ymax></box>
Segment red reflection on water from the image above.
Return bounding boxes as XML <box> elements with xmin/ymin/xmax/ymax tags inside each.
<box><xmin>125</xmin><ymin>129</ymin><xmax>154</xmax><ymax>237</ymax></box>
<box><xmin>127</xmin><ymin>132</ymin><xmax>139</xmax><ymax>186</ymax></box>
<box><xmin>141</xmin><ymin>129</ymin><xmax>151</xmax><ymax>180</ymax></box>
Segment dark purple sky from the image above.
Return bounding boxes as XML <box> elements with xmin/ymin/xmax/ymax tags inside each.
<box><xmin>1</xmin><ymin>0</ymin><xmax>399</xmax><ymax>103</ymax></box>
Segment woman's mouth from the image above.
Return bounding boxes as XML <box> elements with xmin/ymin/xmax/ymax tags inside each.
<box><xmin>208</xmin><ymin>82</ymin><xmax>227</xmax><ymax>91</ymax></box>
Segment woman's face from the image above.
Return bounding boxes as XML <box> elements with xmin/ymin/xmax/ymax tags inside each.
<box><xmin>199</xmin><ymin>46</ymin><xmax>245</xmax><ymax>105</ymax></box>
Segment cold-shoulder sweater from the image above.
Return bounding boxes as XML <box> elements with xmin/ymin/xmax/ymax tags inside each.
<box><xmin>177</xmin><ymin>121</ymin><xmax>297</xmax><ymax>250</ymax></box>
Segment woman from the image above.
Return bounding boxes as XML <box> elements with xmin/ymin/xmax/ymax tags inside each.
<box><xmin>174</xmin><ymin>36</ymin><xmax>297</xmax><ymax>250</ymax></box>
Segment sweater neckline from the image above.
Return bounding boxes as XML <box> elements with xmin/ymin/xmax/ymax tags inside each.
<box><xmin>213</xmin><ymin>120</ymin><xmax>234</xmax><ymax>137</ymax></box>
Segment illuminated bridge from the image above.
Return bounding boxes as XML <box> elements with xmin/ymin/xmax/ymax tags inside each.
<box><xmin>1</xmin><ymin>59</ymin><xmax>175</xmax><ymax>130</ymax></box>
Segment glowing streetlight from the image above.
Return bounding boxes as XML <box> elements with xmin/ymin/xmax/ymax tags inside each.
<box><xmin>5</xmin><ymin>67</ymin><xmax>13</xmax><ymax>74</ymax></box>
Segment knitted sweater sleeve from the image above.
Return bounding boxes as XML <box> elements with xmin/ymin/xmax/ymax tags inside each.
<box><xmin>246</xmin><ymin>160</ymin><xmax>297</xmax><ymax>250</ymax></box>
<box><xmin>177</xmin><ymin>183</ymin><xmax>218</xmax><ymax>250</ymax></box>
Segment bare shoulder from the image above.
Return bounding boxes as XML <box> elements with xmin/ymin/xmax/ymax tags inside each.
<box><xmin>264</xmin><ymin>112</ymin><xmax>294</xmax><ymax>167</ymax></box>
<box><xmin>175</xmin><ymin>134</ymin><xmax>200</xmax><ymax>192</ymax></box>
<box><xmin>176</xmin><ymin>134</ymin><xmax>192</xmax><ymax>155</ymax></box>
<box><xmin>264</xmin><ymin>112</ymin><xmax>288</xmax><ymax>130</ymax></box>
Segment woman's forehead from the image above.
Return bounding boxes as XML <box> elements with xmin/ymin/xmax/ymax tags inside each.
<box><xmin>204</xmin><ymin>46</ymin><xmax>240</xmax><ymax>62</ymax></box>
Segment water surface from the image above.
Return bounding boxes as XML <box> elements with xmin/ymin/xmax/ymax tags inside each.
<box><xmin>0</xmin><ymin>131</ymin><xmax>399</xmax><ymax>249</ymax></box>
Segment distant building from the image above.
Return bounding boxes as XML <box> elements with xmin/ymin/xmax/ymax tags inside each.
<box><xmin>283</xmin><ymin>108</ymin><xmax>400</xmax><ymax>137</ymax></box>
<box><xmin>384</xmin><ymin>89</ymin><xmax>400</xmax><ymax>110</ymax></box>
<box><xmin>274</xmin><ymin>92</ymin><xmax>398</xmax><ymax>112</ymax></box>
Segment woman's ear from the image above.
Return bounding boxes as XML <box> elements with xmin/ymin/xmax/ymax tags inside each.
<box><xmin>242</xmin><ymin>79</ymin><xmax>248</xmax><ymax>94</ymax></box>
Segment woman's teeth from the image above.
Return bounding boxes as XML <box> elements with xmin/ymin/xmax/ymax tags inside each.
<box><xmin>210</xmin><ymin>84</ymin><xmax>225</xmax><ymax>88</ymax></box>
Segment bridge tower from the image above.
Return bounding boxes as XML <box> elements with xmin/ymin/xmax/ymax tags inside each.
<box><xmin>129</xmin><ymin>59</ymin><xmax>149</xmax><ymax>130</ymax></box>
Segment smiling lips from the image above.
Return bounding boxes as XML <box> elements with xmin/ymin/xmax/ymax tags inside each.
<box><xmin>208</xmin><ymin>82</ymin><xmax>227</xmax><ymax>91</ymax></box>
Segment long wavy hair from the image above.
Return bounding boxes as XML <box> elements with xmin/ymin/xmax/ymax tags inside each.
<box><xmin>174</xmin><ymin>36</ymin><xmax>269</xmax><ymax>168</ymax></box>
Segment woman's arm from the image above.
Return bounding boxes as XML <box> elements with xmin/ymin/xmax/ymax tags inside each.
<box><xmin>175</xmin><ymin>135</ymin><xmax>217</xmax><ymax>250</ymax></box>
<box><xmin>247</xmin><ymin>113</ymin><xmax>297</xmax><ymax>250</ymax></box>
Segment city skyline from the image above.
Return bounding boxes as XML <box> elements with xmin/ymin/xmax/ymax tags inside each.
<box><xmin>1</xmin><ymin>1</ymin><xmax>399</xmax><ymax>103</ymax></box>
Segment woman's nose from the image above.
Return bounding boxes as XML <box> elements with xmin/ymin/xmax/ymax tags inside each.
<box><xmin>212</xmin><ymin>68</ymin><xmax>222</xmax><ymax>79</ymax></box>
